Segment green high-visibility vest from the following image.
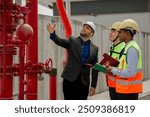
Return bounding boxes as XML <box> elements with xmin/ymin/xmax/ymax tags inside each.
<box><xmin>118</xmin><ymin>40</ymin><xmax>142</xmax><ymax>70</ymax></box>
<box><xmin>109</xmin><ymin>42</ymin><xmax>125</xmax><ymax>62</ymax></box>
<box><xmin>107</xmin><ymin>42</ymin><xmax>125</xmax><ymax>88</ymax></box>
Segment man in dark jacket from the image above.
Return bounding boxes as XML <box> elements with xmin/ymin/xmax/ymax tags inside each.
<box><xmin>47</xmin><ymin>21</ymin><xmax>99</xmax><ymax>100</ymax></box>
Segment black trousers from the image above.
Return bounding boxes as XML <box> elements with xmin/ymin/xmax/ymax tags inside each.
<box><xmin>117</xmin><ymin>93</ymin><xmax>139</xmax><ymax>100</ymax></box>
<box><xmin>63</xmin><ymin>76</ymin><xmax>89</xmax><ymax>100</ymax></box>
<box><xmin>109</xmin><ymin>87</ymin><xmax>118</xmax><ymax>100</ymax></box>
<box><xmin>109</xmin><ymin>87</ymin><xmax>139</xmax><ymax>100</ymax></box>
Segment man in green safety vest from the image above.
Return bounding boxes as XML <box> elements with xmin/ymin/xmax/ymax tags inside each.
<box><xmin>106</xmin><ymin>21</ymin><xmax>125</xmax><ymax>100</ymax></box>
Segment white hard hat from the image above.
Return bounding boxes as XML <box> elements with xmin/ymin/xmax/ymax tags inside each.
<box><xmin>83</xmin><ymin>21</ymin><xmax>96</xmax><ymax>32</ymax></box>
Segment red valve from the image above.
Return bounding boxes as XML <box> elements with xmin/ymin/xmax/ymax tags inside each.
<box><xmin>45</xmin><ymin>58</ymin><xmax>53</xmax><ymax>72</ymax></box>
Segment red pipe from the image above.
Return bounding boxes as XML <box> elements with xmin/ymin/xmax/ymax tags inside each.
<box><xmin>0</xmin><ymin>0</ymin><xmax>14</xmax><ymax>100</ymax></box>
<box><xmin>26</xmin><ymin>0</ymin><xmax>38</xmax><ymax>100</ymax></box>
<box><xmin>0</xmin><ymin>0</ymin><xmax>6</xmax><ymax>99</ymax></box>
<box><xmin>56</xmin><ymin>0</ymin><xmax>72</xmax><ymax>38</ymax></box>
<box><xmin>49</xmin><ymin>68</ymin><xmax>57</xmax><ymax>100</ymax></box>
<box><xmin>18</xmin><ymin>44</ymin><xmax>25</xmax><ymax>100</ymax></box>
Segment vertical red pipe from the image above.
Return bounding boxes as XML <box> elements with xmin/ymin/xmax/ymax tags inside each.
<box><xmin>18</xmin><ymin>44</ymin><xmax>25</xmax><ymax>100</ymax></box>
<box><xmin>0</xmin><ymin>0</ymin><xmax>6</xmax><ymax>99</ymax></box>
<box><xmin>49</xmin><ymin>68</ymin><xmax>57</xmax><ymax>100</ymax></box>
<box><xmin>0</xmin><ymin>0</ymin><xmax>13</xmax><ymax>100</ymax></box>
<box><xmin>26</xmin><ymin>0</ymin><xmax>38</xmax><ymax>100</ymax></box>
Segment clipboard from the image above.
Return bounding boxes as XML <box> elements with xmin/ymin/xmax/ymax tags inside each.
<box><xmin>100</xmin><ymin>53</ymin><xmax>120</xmax><ymax>67</ymax></box>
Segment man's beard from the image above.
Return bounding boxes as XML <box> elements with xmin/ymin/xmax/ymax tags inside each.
<box><xmin>80</xmin><ymin>32</ymin><xmax>90</xmax><ymax>38</ymax></box>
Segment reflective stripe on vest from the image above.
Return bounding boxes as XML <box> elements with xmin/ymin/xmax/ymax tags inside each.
<box><xmin>116</xmin><ymin>40</ymin><xmax>143</xmax><ymax>94</ymax></box>
<box><xmin>116</xmin><ymin>79</ymin><xmax>142</xmax><ymax>86</ymax></box>
<box><xmin>107</xmin><ymin>42</ymin><xmax>125</xmax><ymax>88</ymax></box>
<box><xmin>106</xmin><ymin>76</ymin><xmax>116</xmax><ymax>87</ymax></box>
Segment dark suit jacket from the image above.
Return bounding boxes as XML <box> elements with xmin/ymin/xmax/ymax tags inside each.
<box><xmin>50</xmin><ymin>34</ymin><xmax>99</xmax><ymax>88</ymax></box>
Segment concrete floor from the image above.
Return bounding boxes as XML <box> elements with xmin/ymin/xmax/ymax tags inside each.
<box><xmin>139</xmin><ymin>94</ymin><xmax>150</xmax><ymax>100</ymax></box>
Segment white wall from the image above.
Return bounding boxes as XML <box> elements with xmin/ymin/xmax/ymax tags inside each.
<box><xmin>71</xmin><ymin>12</ymin><xmax>150</xmax><ymax>33</ymax></box>
<box><xmin>38</xmin><ymin>4</ymin><xmax>53</xmax><ymax>16</ymax></box>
